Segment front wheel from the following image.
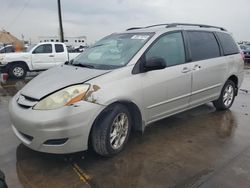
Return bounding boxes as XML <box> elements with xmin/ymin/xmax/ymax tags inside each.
<box><xmin>91</xmin><ymin>104</ymin><xmax>132</xmax><ymax>157</ymax></box>
<box><xmin>213</xmin><ymin>80</ymin><xmax>236</xmax><ymax>110</ymax></box>
<box><xmin>9</xmin><ymin>63</ymin><xmax>27</xmax><ymax>79</ymax></box>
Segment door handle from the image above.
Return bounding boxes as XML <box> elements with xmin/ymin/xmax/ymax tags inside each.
<box><xmin>182</xmin><ymin>67</ymin><xmax>191</xmax><ymax>73</ymax></box>
<box><xmin>193</xmin><ymin>65</ymin><xmax>201</xmax><ymax>71</ymax></box>
<box><xmin>49</xmin><ymin>55</ymin><xmax>54</xmax><ymax>57</ymax></box>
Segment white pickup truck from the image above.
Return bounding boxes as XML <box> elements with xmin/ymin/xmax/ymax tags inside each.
<box><xmin>0</xmin><ymin>42</ymin><xmax>80</xmax><ymax>79</ymax></box>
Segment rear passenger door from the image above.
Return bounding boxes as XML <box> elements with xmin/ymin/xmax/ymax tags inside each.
<box><xmin>54</xmin><ymin>44</ymin><xmax>68</xmax><ymax>65</ymax></box>
<box><xmin>141</xmin><ymin>32</ymin><xmax>192</xmax><ymax>122</ymax></box>
<box><xmin>186</xmin><ymin>31</ymin><xmax>227</xmax><ymax>107</ymax></box>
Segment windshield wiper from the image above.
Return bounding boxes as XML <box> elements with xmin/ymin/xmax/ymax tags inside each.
<box><xmin>73</xmin><ymin>63</ymin><xmax>95</xmax><ymax>69</ymax></box>
<box><xmin>90</xmin><ymin>43</ymin><xmax>106</xmax><ymax>48</ymax></box>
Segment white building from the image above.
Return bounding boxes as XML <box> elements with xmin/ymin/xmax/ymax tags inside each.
<box><xmin>38</xmin><ymin>36</ymin><xmax>87</xmax><ymax>47</ymax></box>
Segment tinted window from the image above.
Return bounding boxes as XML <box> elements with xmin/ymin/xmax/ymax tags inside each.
<box><xmin>216</xmin><ymin>32</ymin><xmax>239</xmax><ymax>55</ymax></box>
<box><xmin>145</xmin><ymin>32</ymin><xmax>185</xmax><ymax>67</ymax></box>
<box><xmin>55</xmin><ymin>44</ymin><xmax>64</xmax><ymax>53</ymax></box>
<box><xmin>33</xmin><ymin>44</ymin><xmax>52</xmax><ymax>53</ymax></box>
<box><xmin>187</xmin><ymin>31</ymin><xmax>220</xmax><ymax>61</ymax></box>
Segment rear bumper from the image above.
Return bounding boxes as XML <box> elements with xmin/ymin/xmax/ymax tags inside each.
<box><xmin>9</xmin><ymin>95</ymin><xmax>105</xmax><ymax>154</ymax></box>
<box><xmin>243</xmin><ymin>54</ymin><xmax>250</xmax><ymax>60</ymax></box>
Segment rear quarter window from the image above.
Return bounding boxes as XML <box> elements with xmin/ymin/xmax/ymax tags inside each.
<box><xmin>55</xmin><ymin>44</ymin><xmax>64</xmax><ymax>53</ymax></box>
<box><xmin>216</xmin><ymin>32</ymin><xmax>239</xmax><ymax>55</ymax></box>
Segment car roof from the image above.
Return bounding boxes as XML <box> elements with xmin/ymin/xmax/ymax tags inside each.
<box><xmin>37</xmin><ymin>42</ymin><xmax>65</xmax><ymax>45</ymax></box>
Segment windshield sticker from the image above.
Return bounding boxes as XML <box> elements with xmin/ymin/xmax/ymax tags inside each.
<box><xmin>131</xmin><ymin>35</ymin><xmax>150</xmax><ymax>40</ymax></box>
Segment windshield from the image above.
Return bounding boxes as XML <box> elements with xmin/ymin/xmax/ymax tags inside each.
<box><xmin>26</xmin><ymin>44</ymin><xmax>37</xmax><ymax>52</ymax></box>
<box><xmin>72</xmin><ymin>32</ymin><xmax>153</xmax><ymax>70</ymax></box>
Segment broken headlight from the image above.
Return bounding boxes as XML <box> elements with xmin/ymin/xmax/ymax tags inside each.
<box><xmin>33</xmin><ymin>84</ymin><xmax>90</xmax><ymax>110</ymax></box>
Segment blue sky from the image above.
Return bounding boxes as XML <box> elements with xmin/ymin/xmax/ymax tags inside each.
<box><xmin>0</xmin><ymin>0</ymin><xmax>249</xmax><ymax>44</ymax></box>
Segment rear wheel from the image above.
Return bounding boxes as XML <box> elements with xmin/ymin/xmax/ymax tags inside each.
<box><xmin>91</xmin><ymin>104</ymin><xmax>132</xmax><ymax>157</ymax></box>
<box><xmin>9</xmin><ymin>63</ymin><xmax>27</xmax><ymax>79</ymax></box>
<box><xmin>213</xmin><ymin>80</ymin><xmax>236</xmax><ymax>110</ymax></box>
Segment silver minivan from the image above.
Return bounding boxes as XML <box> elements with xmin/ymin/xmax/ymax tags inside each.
<box><xmin>9</xmin><ymin>23</ymin><xmax>244</xmax><ymax>156</ymax></box>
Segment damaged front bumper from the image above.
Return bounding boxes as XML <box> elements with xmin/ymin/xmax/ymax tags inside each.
<box><xmin>9</xmin><ymin>94</ymin><xmax>105</xmax><ymax>154</ymax></box>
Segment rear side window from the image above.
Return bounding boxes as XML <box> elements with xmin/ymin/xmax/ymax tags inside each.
<box><xmin>145</xmin><ymin>32</ymin><xmax>186</xmax><ymax>67</ymax></box>
<box><xmin>216</xmin><ymin>32</ymin><xmax>239</xmax><ymax>55</ymax></box>
<box><xmin>55</xmin><ymin>44</ymin><xmax>64</xmax><ymax>53</ymax></box>
<box><xmin>187</xmin><ymin>31</ymin><xmax>220</xmax><ymax>61</ymax></box>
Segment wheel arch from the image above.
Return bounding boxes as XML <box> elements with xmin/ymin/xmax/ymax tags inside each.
<box><xmin>227</xmin><ymin>75</ymin><xmax>238</xmax><ymax>95</ymax></box>
<box><xmin>88</xmin><ymin>100</ymin><xmax>144</xmax><ymax>148</ymax></box>
<box><xmin>7</xmin><ymin>61</ymin><xmax>30</xmax><ymax>71</ymax></box>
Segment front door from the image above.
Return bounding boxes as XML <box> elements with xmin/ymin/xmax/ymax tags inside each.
<box><xmin>140</xmin><ymin>32</ymin><xmax>192</xmax><ymax>123</ymax></box>
<box><xmin>31</xmin><ymin>44</ymin><xmax>55</xmax><ymax>70</ymax></box>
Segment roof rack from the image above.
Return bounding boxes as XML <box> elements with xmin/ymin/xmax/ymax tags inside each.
<box><xmin>126</xmin><ymin>23</ymin><xmax>227</xmax><ymax>31</ymax></box>
<box><xmin>126</xmin><ymin>24</ymin><xmax>169</xmax><ymax>31</ymax></box>
<box><xmin>166</xmin><ymin>23</ymin><xmax>227</xmax><ymax>31</ymax></box>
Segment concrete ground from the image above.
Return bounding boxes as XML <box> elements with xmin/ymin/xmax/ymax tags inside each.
<box><xmin>0</xmin><ymin>70</ymin><xmax>250</xmax><ymax>188</ymax></box>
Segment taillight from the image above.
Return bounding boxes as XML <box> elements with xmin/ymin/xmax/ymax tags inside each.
<box><xmin>240</xmin><ymin>51</ymin><xmax>245</xmax><ymax>61</ymax></box>
<box><xmin>0</xmin><ymin>73</ymin><xmax>8</xmax><ymax>83</ymax></box>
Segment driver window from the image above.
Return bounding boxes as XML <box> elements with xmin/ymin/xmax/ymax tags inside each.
<box><xmin>33</xmin><ymin>44</ymin><xmax>52</xmax><ymax>54</ymax></box>
<box><xmin>145</xmin><ymin>32</ymin><xmax>185</xmax><ymax>67</ymax></box>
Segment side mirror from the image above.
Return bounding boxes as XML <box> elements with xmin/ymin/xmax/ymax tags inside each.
<box><xmin>144</xmin><ymin>57</ymin><xmax>166</xmax><ymax>71</ymax></box>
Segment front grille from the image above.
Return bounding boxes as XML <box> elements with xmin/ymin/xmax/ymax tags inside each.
<box><xmin>18</xmin><ymin>103</ymin><xmax>31</xmax><ymax>109</ymax></box>
<box><xmin>17</xmin><ymin>94</ymin><xmax>38</xmax><ymax>108</ymax></box>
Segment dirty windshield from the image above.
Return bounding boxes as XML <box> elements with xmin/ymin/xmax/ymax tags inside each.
<box><xmin>72</xmin><ymin>33</ymin><xmax>153</xmax><ymax>70</ymax></box>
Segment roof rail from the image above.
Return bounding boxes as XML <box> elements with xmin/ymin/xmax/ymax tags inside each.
<box><xmin>166</xmin><ymin>23</ymin><xmax>227</xmax><ymax>31</ymax></box>
<box><xmin>126</xmin><ymin>23</ymin><xmax>227</xmax><ymax>31</ymax></box>
<box><xmin>126</xmin><ymin>23</ymin><xmax>170</xmax><ymax>31</ymax></box>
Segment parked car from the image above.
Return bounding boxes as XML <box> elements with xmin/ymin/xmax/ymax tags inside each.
<box><xmin>239</xmin><ymin>44</ymin><xmax>250</xmax><ymax>63</ymax></box>
<box><xmin>66</xmin><ymin>45</ymin><xmax>88</xmax><ymax>53</ymax></box>
<box><xmin>0</xmin><ymin>45</ymin><xmax>15</xmax><ymax>53</ymax></box>
<box><xmin>9</xmin><ymin>23</ymin><xmax>244</xmax><ymax>157</ymax></box>
<box><xmin>74</xmin><ymin>45</ymin><xmax>88</xmax><ymax>52</ymax></box>
<box><xmin>0</xmin><ymin>42</ymin><xmax>80</xmax><ymax>79</ymax></box>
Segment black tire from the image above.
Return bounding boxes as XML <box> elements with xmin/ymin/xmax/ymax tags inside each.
<box><xmin>91</xmin><ymin>104</ymin><xmax>132</xmax><ymax>157</ymax></box>
<box><xmin>0</xmin><ymin>170</ymin><xmax>7</xmax><ymax>188</ymax></box>
<box><xmin>213</xmin><ymin>80</ymin><xmax>236</xmax><ymax>111</ymax></box>
<box><xmin>8</xmin><ymin>63</ymin><xmax>27</xmax><ymax>79</ymax></box>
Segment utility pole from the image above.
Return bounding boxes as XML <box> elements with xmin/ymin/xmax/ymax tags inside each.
<box><xmin>57</xmin><ymin>0</ymin><xmax>64</xmax><ymax>42</ymax></box>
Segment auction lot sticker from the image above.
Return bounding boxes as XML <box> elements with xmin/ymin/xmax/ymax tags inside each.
<box><xmin>131</xmin><ymin>35</ymin><xmax>150</xmax><ymax>40</ymax></box>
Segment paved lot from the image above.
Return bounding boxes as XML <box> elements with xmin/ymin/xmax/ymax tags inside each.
<box><xmin>0</xmin><ymin>70</ymin><xmax>250</xmax><ymax>188</ymax></box>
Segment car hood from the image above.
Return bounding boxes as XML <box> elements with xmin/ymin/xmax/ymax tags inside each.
<box><xmin>20</xmin><ymin>65</ymin><xmax>111</xmax><ymax>100</ymax></box>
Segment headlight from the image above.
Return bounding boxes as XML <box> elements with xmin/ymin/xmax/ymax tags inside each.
<box><xmin>33</xmin><ymin>84</ymin><xmax>90</xmax><ymax>110</ymax></box>
<box><xmin>0</xmin><ymin>54</ymin><xmax>5</xmax><ymax>60</ymax></box>
<box><xmin>0</xmin><ymin>57</ymin><xmax>4</xmax><ymax>64</ymax></box>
